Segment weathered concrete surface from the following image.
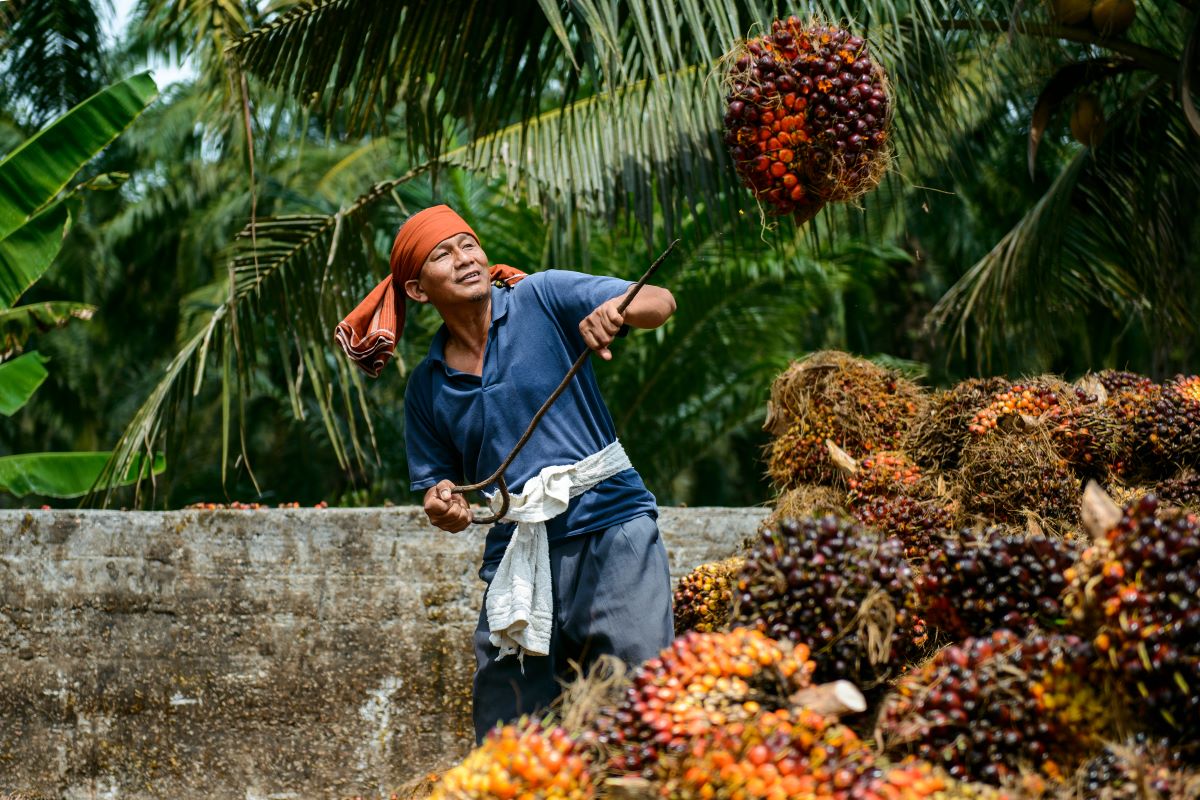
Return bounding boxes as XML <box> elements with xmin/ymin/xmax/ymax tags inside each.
<box><xmin>0</xmin><ymin>506</ymin><xmax>765</xmax><ymax>799</ymax></box>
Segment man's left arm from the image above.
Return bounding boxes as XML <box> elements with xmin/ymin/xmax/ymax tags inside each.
<box><xmin>578</xmin><ymin>284</ymin><xmax>675</xmax><ymax>361</ymax></box>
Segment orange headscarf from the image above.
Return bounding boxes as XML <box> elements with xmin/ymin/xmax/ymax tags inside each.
<box><xmin>333</xmin><ymin>205</ymin><xmax>526</xmax><ymax>377</ymax></box>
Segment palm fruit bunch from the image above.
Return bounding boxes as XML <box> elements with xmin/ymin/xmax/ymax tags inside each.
<box><xmin>732</xmin><ymin>515</ymin><xmax>923</xmax><ymax>688</ymax></box>
<box><xmin>907</xmin><ymin>377</ymin><xmax>1013</xmax><ymax>471</ymax></box>
<box><xmin>1103</xmin><ymin>376</ymin><xmax>1200</xmax><ymax>479</ymax></box>
<box><xmin>853</xmin><ymin>762</ymin><xmax>1014</xmax><ymax>800</ymax></box>
<box><xmin>1067</xmin><ymin>734</ymin><xmax>1195</xmax><ymax>799</ymax></box>
<box><xmin>674</xmin><ymin>557</ymin><xmax>743</xmax><ymax>634</ymax></box>
<box><xmin>1063</xmin><ymin>494</ymin><xmax>1200</xmax><ymax>737</ymax></box>
<box><xmin>765</xmin><ymin>352</ymin><xmax>924</xmax><ymax>489</ymax></box>
<box><xmin>665</xmin><ymin>704</ymin><xmax>1015</xmax><ymax>800</ymax></box>
<box><xmin>662</xmin><ymin>706</ymin><xmax>871</xmax><ymax>799</ymax></box>
<box><xmin>850</xmin><ymin>495</ymin><xmax>955</xmax><ymax>562</ymax></box>
<box><xmin>843</xmin><ymin>452</ymin><xmax>954</xmax><ymax>561</ymax></box>
<box><xmin>723</xmin><ymin>17</ymin><xmax>892</xmax><ymax>220</ymax></box>
<box><xmin>430</xmin><ymin>719</ymin><xmax>594</xmax><ymax>800</ymax></box>
<box><xmin>916</xmin><ymin>529</ymin><xmax>1081</xmax><ymax>640</ymax></box>
<box><xmin>957</xmin><ymin>429</ymin><xmax>1081</xmax><ymax>525</ymax></box>
<box><xmin>879</xmin><ymin>629</ymin><xmax>1115</xmax><ymax>785</ymax></box>
<box><xmin>967</xmin><ymin>383</ymin><xmax>1072</xmax><ymax>435</ymax></box>
<box><xmin>1093</xmin><ymin>369</ymin><xmax>1156</xmax><ymax>396</ymax></box>
<box><xmin>966</xmin><ymin>380</ymin><xmax>1109</xmax><ymax>471</ymax></box>
<box><xmin>846</xmin><ymin>452</ymin><xmax>925</xmax><ymax>500</ymax></box>
<box><xmin>1157</xmin><ymin>470</ymin><xmax>1200</xmax><ymax>509</ymax></box>
<box><xmin>590</xmin><ymin>627</ymin><xmax>816</xmax><ymax>778</ymax></box>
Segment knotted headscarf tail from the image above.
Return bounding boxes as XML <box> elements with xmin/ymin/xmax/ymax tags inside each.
<box><xmin>332</xmin><ymin>205</ymin><xmax>526</xmax><ymax>377</ymax></box>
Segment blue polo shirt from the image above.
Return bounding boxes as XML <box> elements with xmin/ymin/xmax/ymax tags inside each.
<box><xmin>404</xmin><ymin>269</ymin><xmax>659</xmax><ymax>566</ymax></box>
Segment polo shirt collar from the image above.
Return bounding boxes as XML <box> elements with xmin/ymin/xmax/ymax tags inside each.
<box><xmin>427</xmin><ymin>283</ymin><xmax>510</xmax><ymax>367</ymax></box>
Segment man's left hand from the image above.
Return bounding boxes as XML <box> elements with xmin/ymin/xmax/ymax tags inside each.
<box><xmin>579</xmin><ymin>297</ymin><xmax>625</xmax><ymax>361</ymax></box>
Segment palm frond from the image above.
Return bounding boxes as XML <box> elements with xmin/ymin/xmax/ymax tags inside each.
<box><xmin>0</xmin><ymin>0</ymin><xmax>111</xmax><ymax>126</ymax></box>
<box><xmin>227</xmin><ymin>0</ymin><xmax>565</xmax><ymax>149</ymax></box>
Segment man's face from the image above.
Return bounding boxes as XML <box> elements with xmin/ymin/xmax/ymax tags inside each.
<box><xmin>404</xmin><ymin>232</ymin><xmax>490</xmax><ymax>306</ymax></box>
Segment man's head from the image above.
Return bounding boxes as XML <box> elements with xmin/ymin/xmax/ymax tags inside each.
<box><xmin>389</xmin><ymin>204</ymin><xmax>489</xmax><ymax>313</ymax></box>
<box><xmin>403</xmin><ymin>231</ymin><xmax>490</xmax><ymax>306</ymax></box>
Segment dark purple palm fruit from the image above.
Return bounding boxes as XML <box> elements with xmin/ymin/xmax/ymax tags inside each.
<box><xmin>879</xmin><ymin>629</ymin><xmax>1117</xmax><ymax>786</ymax></box>
<box><xmin>1064</xmin><ymin>493</ymin><xmax>1200</xmax><ymax>740</ymax></box>
<box><xmin>723</xmin><ymin>17</ymin><xmax>892</xmax><ymax>221</ymax></box>
<box><xmin>1157</xmin><ymin>470</ymin><xmax>1200</xmax><ymax>509</ymax></box>
<box><xmin>732</xmin><ymin>515</ymin><xmax>922</xmax><ymax>689</ymax></box>
<box><xmin>917</xmin><ymin>528</ymin><xmax>1081</xmax><ymax>640</ymax></box>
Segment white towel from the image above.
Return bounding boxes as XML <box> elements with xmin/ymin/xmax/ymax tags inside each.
<box><xmin>484</xmin><ymin>440</ymin><xmax>633</xmax><ymax>665</ymax></box>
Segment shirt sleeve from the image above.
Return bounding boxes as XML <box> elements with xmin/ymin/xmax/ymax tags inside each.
<box><xmin>404</xmin><ymin>367</ymin><xmax>462</xmax><ymax>492</ymax></box>
<box><xmin>535</xmin><ymin>269</ymin><xmax>635</xmax><ymax>329</ymax></box>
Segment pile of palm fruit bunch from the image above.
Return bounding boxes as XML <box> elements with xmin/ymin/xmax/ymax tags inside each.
<box><xmin>419</xmin><ymin>357</ymin><xmax>1200</xmax><ymax>799</ymax></box>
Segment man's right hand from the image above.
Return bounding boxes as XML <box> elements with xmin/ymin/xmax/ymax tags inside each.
<box><xmin>423</xmin><ymin>479</ymin><xmax>473</xmax><ymax>532</ymax></box>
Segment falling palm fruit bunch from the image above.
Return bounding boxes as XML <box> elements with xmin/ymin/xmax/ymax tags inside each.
<box><xmin>916</xmin><ymin>529</ymin><xmax>1080</xmax><ymax>641</ymax></box>
<box><xmin>879</xmin><ymin>628</ymin><xmax>1117</xmax><ymax>786</ymax></box>
<box><xmin>723</xmin><ymin>16</ymin><xmax>892</xmax><ymax>220</ymax></box>
<box><xmin>673</xmin><ymin>558</ymin><xmax>743</xmax><ymax>635</ymax></box>
<box><xmin>765</xmin><ymin>352</ymin><xmax>924</xmax><ymax>489</ymax></box>
<box><xmin>430</xmin><ymin>719</ymin><xmax>594</xmax><ymax>800</ymax></box>
<box><xmin>733</xmin><ymin>515</ymin><xmax>924</xmax><ymax>688</ymax></box>
<box><xmin>1063</xmin><ymin>494</ymin><xmax>1200</xmax><ymax>738</ymax></box>
<box><xmin>589</xmin><ymin>628</ymin><xmax>816</xmax><ymax>779</ymax></box>
<box><xmin>841</xmin><ymin>450</ymin><xmax>955</xmax><ymax>561</ymax></box>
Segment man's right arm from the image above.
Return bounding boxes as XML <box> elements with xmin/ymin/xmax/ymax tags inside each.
<box><xmin>405</xmin><ymin>365</ymin><xmax>470</xmax><ymax>533</ymax></box>
<box><xmin>422</xmin><ymin>480</ymin><xmax>472</xmax><ymax>533</ymax></box>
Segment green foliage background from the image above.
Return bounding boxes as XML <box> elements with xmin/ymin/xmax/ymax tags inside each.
<box><xmin>0</xmin><ymin>0</ymin><xmax>1196</xmax><ymax>510</ymax></box>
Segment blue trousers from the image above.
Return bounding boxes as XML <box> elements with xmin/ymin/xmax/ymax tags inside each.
<box><xmin>472</xmin><ymin>513</ymin><xmax>674</xmax><ymax>743</ymax></box>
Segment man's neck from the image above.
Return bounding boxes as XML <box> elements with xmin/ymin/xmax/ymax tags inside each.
<box><xmin>439</xmin><ymin>292</ymin><xmax>492</xmax><ymax>372</ymax></box>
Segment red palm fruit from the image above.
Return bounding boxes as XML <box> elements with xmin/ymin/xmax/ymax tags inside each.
<box><xmin>664</xmin><ymin>707</ymin><xmax>873</xmax><ymax>800</ymax></box>
<box><xmin>431</xmin><ymin>719</ymin><xmax>594</xmax><ymax>800</ymax></box>
<box><xmin>673</xmin><ymin>557</ymin><xmax>743</xmax><ymax>634</ymax></box>
<box><xmin>589</xmin><ymin>628</ymin><xmax>816</xmax><ymax>778</ymax></box>
<box><xmin>917</xmin><ymin>529</ymin><xmax>1081</xmax><ymax>640</ymax></box>
<box><xmin>1064</xmin><ymin>493</ymin><xmax>1200</xmax><ymax>739</ymax></box>
<box><xmin>723</xmin><ymin>17</ymin><xmax>891</xmax><ymax>220</ymax></box>
<box><xmin>879</xmin><ymin>629</ymin><xmax>1116</xmax><ymax>785</ymax></box>
<box><xmin>733</xmin><ymin>515</ymin><xmax>922</xmax><ymax>688</ymax></box>
<box><xmin>853</xmin><ymin>760</ymin><xmax>1015</xmax><ymax>799</ymax></box>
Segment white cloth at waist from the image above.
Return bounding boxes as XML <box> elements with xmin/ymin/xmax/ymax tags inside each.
<box><xmin>483</xmin><ymin>439</ymin><xmax>633</xmax><ymax>665</ymax></box>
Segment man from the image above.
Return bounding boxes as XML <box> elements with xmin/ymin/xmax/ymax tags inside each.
<box><xmin>334</xmin><ymin>205</ymin><xmax>676</xmax><ymax>743</ymax></box>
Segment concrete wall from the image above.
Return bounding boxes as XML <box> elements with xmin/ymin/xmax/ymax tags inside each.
<box><xmin>0</xmin><ymin>507</ymin><xmax>765</xmax><ymax>800</ymax></box>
